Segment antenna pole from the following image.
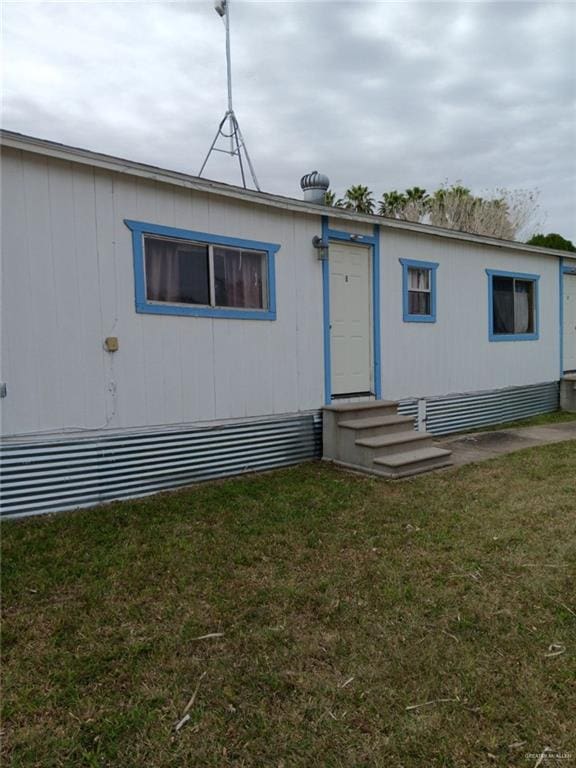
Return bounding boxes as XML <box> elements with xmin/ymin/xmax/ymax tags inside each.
<box><xmin>225</xmin><ymin>0</ymin><xmax>234</xmax><ymax>153</ymax></box>
<box><xmin>198</xmin><ymin>0</ymin><xmax>261</xmax><ymax>191</ymax></box>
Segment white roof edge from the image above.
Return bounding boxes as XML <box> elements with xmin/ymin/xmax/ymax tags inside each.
<box><xmin>0</xmin><ymin>130</ymin><xmax>568</xmax><ymax>259</ymax></box>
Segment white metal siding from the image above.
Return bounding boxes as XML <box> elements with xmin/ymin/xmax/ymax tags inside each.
<box><xmin>0</xmin><ymin>148</ymin><xmax>324</xmax><ymax>437</ymax></box>
<box><xmin>0</xmin><ymin>145</ymin><xmax>562</xmax><ymax>444</ymax></box>
<box><xmin>379</xmin><ymin>229</ymin><xmax>560</xmax><ymax>400</ymax></box>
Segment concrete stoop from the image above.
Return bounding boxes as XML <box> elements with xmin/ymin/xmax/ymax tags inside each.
<box><xmin>323</xmin><ymin>400</ymin><xmax>452</xmax><ymax>478</ymax></box>
<box><xmin>560</xmin><ymin>375</ymin><xmax>576</xmax><ymax>413</ymax></box>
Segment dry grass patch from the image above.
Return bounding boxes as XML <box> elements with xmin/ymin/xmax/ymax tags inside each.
<box><xmin>2</xmin><ymin>442</ymin><xmax>576</xmax><ymax>767</ymax></box>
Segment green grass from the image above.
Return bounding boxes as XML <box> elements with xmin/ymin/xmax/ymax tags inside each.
<box><xmin>2</xmin><ymin>443</ymin><xmax>576</xmax><ymax>767</ymax></box>
<box><xmin>458</xmin><ymin>409</ymin><xmax>576</xmax><ymax>434</ymax></box>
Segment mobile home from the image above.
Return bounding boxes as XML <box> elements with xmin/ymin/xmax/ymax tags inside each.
<box><xmin>1</xmin><ymin>131</ymin><xmax>574</xmax><ymax>517</ymax></box>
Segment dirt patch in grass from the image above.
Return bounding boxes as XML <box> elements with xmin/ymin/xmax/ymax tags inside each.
<box><xmin>2</xmin><ymin>442</ymin><xmax>576</xmax><ymax>767</ymax></box>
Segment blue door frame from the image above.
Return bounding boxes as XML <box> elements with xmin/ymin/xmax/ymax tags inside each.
<box><xmin>321</xmin><ymin>215</ymin><xmax>382</xmax><ymax>405</ymax></box>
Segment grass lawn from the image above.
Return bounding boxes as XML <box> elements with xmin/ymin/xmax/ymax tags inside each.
<box><xmin>2</xmin><ymin>443</ymin><xmax>576</xmax><ymax>767</ymax></box>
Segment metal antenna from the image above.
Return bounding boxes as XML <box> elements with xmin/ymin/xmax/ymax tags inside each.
<box><xmin>199</xmin><ymin>0</ymin><xmax>261</xmax><ymax>191</ymax></box>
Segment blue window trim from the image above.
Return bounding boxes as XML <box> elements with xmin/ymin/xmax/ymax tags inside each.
<box><xmin>124</xmin><ymin>219</ymin><xmax>279</xmax><ymax>320</ymax></box>
<box><xmin>320</xmin><ymin>217</ymin><xmax>382</xmax><ymax>405</ymax></box>
<box><xmin>399</xmin><ymin>258</ymin><xmax>439</xmax><ymax>323</ymax></box>
<box><xmin>486</xmin><ymin>268</ymin><xmax>540</xmax><ymax>342</ymax></box>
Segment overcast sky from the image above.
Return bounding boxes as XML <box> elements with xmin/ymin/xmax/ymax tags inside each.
<box><xmin>2</xmin><ymin>1</ymin><xmax>575</xmax><ymax>239</ymax></box>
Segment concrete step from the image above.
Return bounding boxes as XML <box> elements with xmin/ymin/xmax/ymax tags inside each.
<box><xmin>322</xmin><ymin>398</ymin><xmax>452</xmax><ymax>478</ymax></box>
<box><xmin>355</xmin><ymin>430</ymin><xmax>433</xmax><ymax>458</ymax></box>
<box><xmin>339</xmin><ymin>414</ymin><xmax>415</xmax><ymax>432</ymax></box>
<box><xmin>323</xmin><ymin>400</ymin><xmax>401</xmax><ymax>461</ymax></box>
<box><xmin>326</xmin><ymin>416</ymin><xmax>415</xmax><ymax>465</ymax></box>
<box><xmin>324</xmin><ymin>400</ymin><xmax>399</xmax><ymax>423</ymax></box>
<box><xmin>560</xmin><ymin>375</ymin><xmax>576</xmax><ymax>412</ymax></box>
<box><xmin>339</xmin><ymin>415</ymin><xmax>415</xmax><ymax>440</ymax></box>
<box><xmin>373</xmin><ymin>446</ymin><xmax>453</xmax><ymax>478</ymax></box>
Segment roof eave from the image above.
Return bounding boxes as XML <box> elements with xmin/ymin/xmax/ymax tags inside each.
<box><xmin>0</xmin><ymin>129</ymin><xmax>570</xmax><ymax>259</ymax></box>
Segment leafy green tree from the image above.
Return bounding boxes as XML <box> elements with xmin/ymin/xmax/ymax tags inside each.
<box><xmin>527</xmin><ymin>233</ymin><xmax>576</xmax><ymax>252</ymax></box>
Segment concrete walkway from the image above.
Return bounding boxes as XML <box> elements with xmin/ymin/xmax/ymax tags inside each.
<box><xmin>438</xmin><ymin>419</ymin><xmax>576</xmax><ymax>467</ymax></box>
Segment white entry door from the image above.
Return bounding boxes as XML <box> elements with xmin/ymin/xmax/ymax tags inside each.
<box><xmin>329</xmin><ymin>243</ymin><xmax>372</xmax><ymax>396</ymax></box>
<box><xmin>564</xmin><ymin>274</ymin><xmax>576</xmax><ymax>371</ymax></box>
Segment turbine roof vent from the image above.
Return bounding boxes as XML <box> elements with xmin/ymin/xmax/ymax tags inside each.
<box><xmin>300</xmin><ymin>171</ymin><xmax>330</xmax><ymax>204</ymax></box>
<box><xmin>300</xmin><ymin>171</ymin><xmax>330</xmax><ymax>192</ymax></box>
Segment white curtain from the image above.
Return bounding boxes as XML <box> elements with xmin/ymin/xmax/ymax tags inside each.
<box><xmin>493</xmin><ymin>277</ymin><xmax>514</xmax><ymax>333</ymax></box>
<box><xmin>408</xmin><ymin>267</ymin><xmax>430</xmax><ymax>314</ymax></box>
<box><xmin>409</xmin><ymin>268</ymin><xmax>429</xmax><ymax>291</ymax></box>
<box><xmin>214</xmin><ymin>247</ymin><xmax>264</xmax><ymax>308</ymax></box>
<box><xmin>145</xmin><ymin>239</ymin><xmax>209</xmax><ymax>304</ymax></box>
<box><xmin>514</xmin><ymin>281</ymin><xmax>531</xmax><ymax>333</ymax></box>
<box><xmin>145</xmin><ymin>240</ymin><xmax>182</xmax><ymax>302</ymax></box>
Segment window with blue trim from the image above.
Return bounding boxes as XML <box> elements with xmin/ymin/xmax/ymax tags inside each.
<box><xmin>125</xmin><ymin>220</ymin><xmax>278</xmax><ymax>320</ymax></box>
<box><xmin>400</xmin><ymin>258</ymin><xmax>438</xmax><ymax>323</ymax></box>
<box><xmin>487</xmin><ymin>270</ymin><xmax>539</xmax><ymax>341</ymax></box>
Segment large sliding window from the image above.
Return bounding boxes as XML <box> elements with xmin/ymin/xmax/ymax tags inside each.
<box><xmin>487</xmin><ymin>269</ymin><xmax>539</xmax><ymax>341</ymax></box>
<box><xmin>125</xmin><ymin>220</ymin><xmax>279</xmax><ymax>320</ymax></box>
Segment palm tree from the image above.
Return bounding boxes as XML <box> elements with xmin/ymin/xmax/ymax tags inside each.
<box><xmin>342</xmin><ymin>185</ymin><xmax>375</xmax><ymax>214</ymax></box>
<box><xmin>378</xmin><ymin>190</ymin><xmax>406</xmax><ymax>218</ymax></box>
<box><xmin>324</xmin><ymin>189</ymin><xmax>344</xmax><ymax>207</ymax></box>
<box><xmin>324</xmin><ymin>190</ymin><xmax>336</xmax><ymax>206</ymax></box>
<box><xmin>430</xmin><ymin>184</ymin><xmax>473</xmax><ymax>229</ymax></box>
<box><xmin>404</xmin><ymin>187</ymin><xmax>429</xmax><ymax>206</ymax></box>
<box><xmin>402</xmin><ymin>187</ymin><xmax>430</xmax><ymax>221</ymax></box>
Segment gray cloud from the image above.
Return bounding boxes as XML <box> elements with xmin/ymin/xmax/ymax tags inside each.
<box><xmin>2</xmin><ymin>0</ymin><xmax>575</xmax><ymax>238</ymax></box>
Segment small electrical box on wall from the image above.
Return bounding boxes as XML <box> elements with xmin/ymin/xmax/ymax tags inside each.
<box><xmin>0</xmin><ymin>383</ymin><xmax>7</xmax><ymax>398</ymax></box>
<box><xmin>104</xmin><ymin>337</ymin><xmax>119</xmax><ymax>353</ymax></box>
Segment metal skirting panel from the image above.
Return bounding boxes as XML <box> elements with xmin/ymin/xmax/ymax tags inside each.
<box><xmin>398</xmin><ymin>382</ymin><xmax>559</xmax><ymax>436</ymax></box>
<box><xmin>1</xmin><ymin>414</ymin><xmax>322</xmax><ymax>519</ymax></box>
<box><xmin>396</xmin><ymin>400</ymin><xmax>418</xmax><ymax>422</ymax></box>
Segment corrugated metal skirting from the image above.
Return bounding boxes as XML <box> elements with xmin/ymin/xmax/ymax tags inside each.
<box><xmin>398</xmin><ymin>381</ymin><xmax>559</xmax><ymax>436</ymax></box>
<box><xmin>1</xmin><ymin>414</ymin><xmax>322</xmax><ymax>519</ymax></box>
<box><xmin>1</xmin><ymin>383</ymin><xmax>560</xmax><ymax>519</ymax></box>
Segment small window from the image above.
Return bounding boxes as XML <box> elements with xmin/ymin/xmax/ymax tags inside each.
<box><xmin>487</xmin><ymin>270</ymin><xmax>539</xmax><ymax>341</ymax></box>
<box><xmin>125</xmin><ymin>220</ymin><xmax>279</xmax><ymax>320</ymax></box>
<box><xmin>400</xmin><ymin>259</ymin><xmax>439</xmax><ymax>323</ymax></box>
<box><xmin>408</xmin><ymin>267</ymin><xmax>431</xmax><ymax>315</ymax></box>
